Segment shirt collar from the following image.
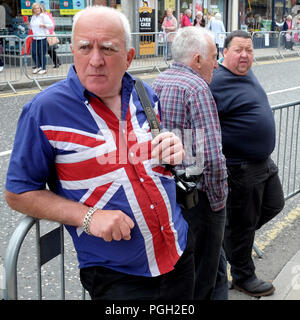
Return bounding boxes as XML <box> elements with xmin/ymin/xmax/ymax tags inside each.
<box><xmin>67</xmin><ymin>64</ymin><xmax>135</xmax><ymax>120</ymax></box>
<box><xmin>171</xmin><ymin>61</ymin><xmax>204</xmax><ymax>80</ymax></box>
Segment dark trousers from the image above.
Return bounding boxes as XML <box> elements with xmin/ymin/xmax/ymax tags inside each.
<box><xmin>80</xmin><ymin>231</ymin><xmax>195</xmax><ymax>300</ymax></box>
<box><xmin>182</xmin><ymin>191</ymin><xmax>227</xmax><ymax>300</ymax></box>
<box><xmin>48</xmin><ymin>45</ymin><xmax>60</xmax><ymax>67</ymax></box>
<box><xmin>224</xmin><ymin>157</ymin><xmax>285</xmax><ymax>284</ymax></box>
<box><xmin>31</xmin><ymin>38</ymin><xmax>47</xmax><ymax>70</ymax></box>
<box><xmin>211</xmin><ymin>247</ymin><xmax>228</xmax><ymax>300</ymax></box>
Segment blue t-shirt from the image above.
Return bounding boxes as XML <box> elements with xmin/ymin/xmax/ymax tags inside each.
<box><xmin>210</xmin><ymin>65</ymin><xmax>275</xmax><ymax>164</ymax></box>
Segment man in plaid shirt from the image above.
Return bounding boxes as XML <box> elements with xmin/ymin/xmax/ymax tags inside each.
<box><xmin>152</xmin><ymin>26</ymin><xmax>228</xmax><ymax>300</ymax></box>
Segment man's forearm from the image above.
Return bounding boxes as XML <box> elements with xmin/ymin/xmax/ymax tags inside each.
<box><xmin>5</xmin><ymin>189</ymin><xmax>87</xmax><ymax>227</ymax></box>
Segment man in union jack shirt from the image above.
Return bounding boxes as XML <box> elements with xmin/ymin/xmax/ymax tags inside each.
<box><xmin>5</xmin><ymin>6</ymin><xmax>194</xmax><ymax>300</ymax></box>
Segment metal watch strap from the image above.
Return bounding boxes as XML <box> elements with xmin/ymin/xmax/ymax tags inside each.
<box><xmin>82</xmin><ymin>207</ymin><xmax>98</xmax><ymax>235</ymax></box>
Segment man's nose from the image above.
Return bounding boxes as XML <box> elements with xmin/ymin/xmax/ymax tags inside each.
<box><xmin>89</xmin><ymin>48</ymin><xmax>105</xmax><ymax>67</ymax></box>
<box><xmin>240</xmin><ymin>49</ymin><xmax>248</xmax><ymax>57</ymax></box>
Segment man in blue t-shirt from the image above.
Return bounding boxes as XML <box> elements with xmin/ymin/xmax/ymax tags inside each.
<box><xmin>210</xmin><ymin>30</ymin><xmax>285</xmax><ymax>297</ymax></box>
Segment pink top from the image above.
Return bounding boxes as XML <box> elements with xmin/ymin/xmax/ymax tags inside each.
<box><xmin>45</xmin><ymin>11</ymin><xmax>55</xmax><ymax>34</ymax></box>
<box><xmin>181</xmin><ymin>14</ymin><xmax>192</xmax><ymax>27</ymax></box>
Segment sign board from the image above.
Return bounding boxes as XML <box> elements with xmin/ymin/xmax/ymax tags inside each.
<box><xmin>21</xmin><ymin>0</ymin><xmax>50</xmax><ymax>15</ymax></box>
<box><xmin>139</xmin><ymin>1</ymin><xmax>155</xmax><ymax>55</ymax></box>
<box><xmin>59</xmin><ymin>0</ymin><xmax>85</xmax><ymax>15</ymax></box>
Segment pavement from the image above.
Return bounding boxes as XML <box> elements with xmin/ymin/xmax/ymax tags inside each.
<box><xmin>260</xmin><ymin>249</ymin><xmax>300</xmax><ymax>300</ymax></box>
<box><xmin>1</xmin><ymin>46</ymin><xmax>300</xmax><ymax>301</ymax></box>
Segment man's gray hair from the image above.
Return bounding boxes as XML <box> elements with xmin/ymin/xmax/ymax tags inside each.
<box><xmin>171</xmin><ymin>26</ymin><xmax>215</xmax><ymax>64</ymax></box>
<box><xmin>72</xmin><ymin>6</ymin><xmax>132</xmax><ymax>51</ymax></box>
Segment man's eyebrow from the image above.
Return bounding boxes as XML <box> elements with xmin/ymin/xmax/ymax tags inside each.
<box><xmin>77</xmin><ymin>40</ymin><xmax>91</xmax><ymax>46</ymax></box>
<box><xmin>101</xmin><ymin>41</ymin><xmax>119</xmax><ymax>50</ymax></box>
<box><xmin>76</xmin><ymin>40</ymin><xmax>119</xmax><ymax>50</ymax></box>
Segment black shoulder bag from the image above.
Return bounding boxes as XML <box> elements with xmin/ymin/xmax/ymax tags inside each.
<box><xmin>134</xmin><ymin>77</ymin><xmax>199</xmax><ymax>210</ymax></box>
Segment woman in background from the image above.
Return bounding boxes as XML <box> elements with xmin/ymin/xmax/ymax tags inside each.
<box><xmin>194</xmin><ymin>11</ymin><xmax>205</xmax><ymax>28</ymax></box>
<box><xmin>41</xmin><ymin>5</ymin><xmax>61</xmax><ymax>68</ymax></box>
<box><xmin>29</xmin><ymin>2</ymin><xmax>53</xmax><ymax>75</ymax></box>
<box><xmin>161</xmin><ymin>8</ymin><xmax>177</xmax><ymax>60</ymax></box>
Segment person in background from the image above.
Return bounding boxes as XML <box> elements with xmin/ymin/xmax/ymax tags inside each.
<box><xmin>194</xmin><ymin>11</ymin><xmax>205</xmax><ymax>28</ymax></box>
<box><xmin>41</xmin><ymin>5</ymin><xmax>61</xmax><ymax>68</ymax></box>
<box><xmin>5</xmin><ymin>5</ymin><xmax>195</xmax><ymax>301</ymax></box>
<box><xmin>210</xmin><ymin>30</ymin><xmax>285</xmax><ymax>297</ymax></box>
<box><xmin>205</xmin><ymin>10</ymin><xmax>214</xmax><ymax>30</ymax></box>
<box><xmin>29</xmin><ymin>2</ymin><xmax>53</xmax><ymax>75</ymax></box>
<box><xmin>284</xmin><ymin>15</ymin><xmax>294</xmax><ymax>50</ymax></box>
<box><xmin>0</xmin><ymin>4</ymin><xmax>5</xmax><ymax>72</ymax></box>
<box><xmin>161</xmin><ymin>8</ymin><xmax>177</xmax><ymax>60</ymax></box>
<box><xmin>2</xmin><ymin>0</ymin><xmax>13</xmax><ymax>30</ymax></box>
<box><xmin>152</xmin><ymin>26</ymin><xmax>228</xmax><ymax>300</ymax></box>
<box><xmin>181</xmin><ymin>9</ymin><xmax>193</xmax><ymax>27</ymax></box>
<box><xmin>209</xmin><ymin>12</ymin><xmax>226</xmax><ymax>60</ymax></box>
<box><xmin>0</xmin><ymin>57</ymin><xmax>3</xmax><ymax>72</ymax></box>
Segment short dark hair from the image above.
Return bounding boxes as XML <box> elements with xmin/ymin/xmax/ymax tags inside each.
<box><xmin>224</xmin><ymin>30</ymin><xmax>252</xmax><ymax>49</ymax></box>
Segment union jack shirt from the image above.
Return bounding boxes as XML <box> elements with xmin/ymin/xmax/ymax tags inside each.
<box><xmin>6</xmin><ymin>66</ymin><xmax>188</xmax><ymax>277</ymax></box>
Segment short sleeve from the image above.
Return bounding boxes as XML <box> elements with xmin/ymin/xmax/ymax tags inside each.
<box><xmin>6</xmin><ymin>103</ymin><xmax>55</xmax><ymax>194</ymax></box>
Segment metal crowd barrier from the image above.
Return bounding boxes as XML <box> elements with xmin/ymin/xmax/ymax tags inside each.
<box><xmin>271</xmin><ymin>101</ymin><xmax>300</xmax><ymax>200</ymax></box>
<box><xmin>2</xmin><ymin>100</ymin><xmax>300</xmax><ymax>299</ymax></box>
<box><xmin>0</xmin><ymin>32</ymin><xmax>170</xmax><ymax>93</ymax></box>
<box><xmin>278</xmin><ymin>30</ymin><xmax>300</xmax><ymax>59</ymax></box>
<box><xmin>0</xmin><ymin>35</ymin><xmax>24</xmax><ymax>93</ymax></box>
<box><xmin>3</xmin><ymin>31</ymin><xmax>300</xmax><ymax>93</ymax></box>
<box><xmin>130</xmin><ymin>32</ymin><xmax>169</xmax><ymax>72</ymax></box>
<box><xmin>3</xmin><ymin>216</ymin><xmax>86</xmax><ymax>300</ymax></box>
<box><xmin>252</xmin><ymin>31</ymin><xmax>281</xmax><ymax>62</ymax></box>
<box><xmin>251</xmin><ymin>30</ymin><xmax>300</xmax><ymax>62</ymax></box>
<box><xmin>22</xmin><ymin>34</ymin><xmax>73</xmax><ymax>91</ymax></box>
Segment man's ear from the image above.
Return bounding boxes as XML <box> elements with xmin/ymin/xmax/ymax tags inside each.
<box><xmin>195</xmin><ymin>53</ymin><xmax>202</xmax><ymax>69</ymax></box>
<box><xmin>126</xmin><ymin>48</ymin><xmax>136</xmax><ymax>69</ymax></box>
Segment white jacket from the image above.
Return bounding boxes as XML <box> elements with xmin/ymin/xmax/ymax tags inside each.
<box><xmin>30</xmin><ymin>13</ymin><xmax>53</xmax><ymax>40</ymax></box>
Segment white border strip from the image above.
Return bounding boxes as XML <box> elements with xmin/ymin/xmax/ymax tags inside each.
<box><xmin>0</xmin><ymin>150</ymin><xmax>12</xmax><ymax>157</ymax></box>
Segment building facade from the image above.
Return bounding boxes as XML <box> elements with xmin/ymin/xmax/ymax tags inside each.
<box><xmin>1</xmin><ymin>1</ymin><xmax>300</xmax><ymax>36</ymax></box>
<box><xmin>0</xmin><ymin>0</ymin><xmax>229</xmax><ymax>34</ymax></box>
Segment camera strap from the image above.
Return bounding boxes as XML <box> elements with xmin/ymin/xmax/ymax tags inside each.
<box><xmin>134</xmin><ymin>77</ymin><xmax>199</xmax><ymax>209</ymax></box>
<box><xmin>134</xmin><ymin>77</ymin><xmax>161</xmax><ymax>138</ymax></box>
<box><xmin>134</xmin><ymin>77</ymin><xmax>172</xmax><ymax>172</ymax></box>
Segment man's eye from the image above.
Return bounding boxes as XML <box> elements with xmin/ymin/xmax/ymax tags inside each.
<box><xmin>103</xmin><ymin>47</ymin><xmax>112</xmax><ymax>52</ymax></box>
<box><xmin>79</xmin><ymin>45</ymin><xmax>89</xmax><ymax>51</ymax></box>
<box><xmin>101</xmin><ymin>46</ymin><xmax>116</xmax><ymax>55</ymax></box>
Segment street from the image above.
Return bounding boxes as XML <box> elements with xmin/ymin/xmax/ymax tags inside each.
<box><xmin>0</xmin><ymin>57</ymin><xmax>299</xmax><ymax>300</ymax></box>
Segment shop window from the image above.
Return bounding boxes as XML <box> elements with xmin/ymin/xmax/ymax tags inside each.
<box><xmin>241</xmin><ymin>0</ymin><xmax>273</xmax><ymax>32</ymax></box>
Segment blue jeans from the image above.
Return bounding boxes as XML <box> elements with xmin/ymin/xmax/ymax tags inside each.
<box><xmin>224</xmin><ymin>157</ymin><xmax>285</xmax><ymax>284</ymax></box>
<box><xmin>31</xmin><ymin>38</ymin><xmax>47</xmax><ymax>70</ymax></box>
<box><xmin>181</xmin><ymin>190</ymin><xmax>227</xmax><ymax>300</ymax></box>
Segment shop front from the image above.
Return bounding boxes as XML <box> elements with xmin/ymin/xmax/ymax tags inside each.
<box><xmin>239</xmin><ymin>0</ymin><xmax>300</xmax><ymax>32</ymax></box>
<box><xmin>0</xmin><ymin>0</ymin><xmax>89</xmax><ymax>40</ymax></box>
<box><xmin>157</xmin><ymin>0</ymin><xmax>228</xmax><ymax>31</ymax></box>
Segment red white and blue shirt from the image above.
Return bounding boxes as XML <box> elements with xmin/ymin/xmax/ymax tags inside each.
<box><xmin>6</xmin><ymin>66</ymin><xmax>188</xmax><ymax>277</ymax></box>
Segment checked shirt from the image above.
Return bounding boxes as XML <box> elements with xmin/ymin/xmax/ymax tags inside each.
<box><xmin>152</xmin><ymin>62</ymin><xmax>228</xmax><ymax>211</ymax></box>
